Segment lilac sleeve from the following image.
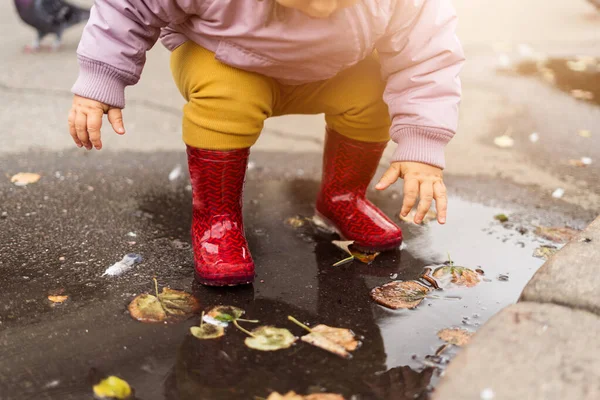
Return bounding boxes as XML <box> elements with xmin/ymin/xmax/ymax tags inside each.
<box><xmin>71</xmin><ymin>0</ymin><xmax>192</xmax><ymax>108</ymax></box>
<box><xmin>376</xmin><ymin>0</ymin><xmax>465</xmax><ymax>169</ymax></box>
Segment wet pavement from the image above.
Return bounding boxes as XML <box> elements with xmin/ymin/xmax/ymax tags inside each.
<box><xmin>0</xmin><ymin>150</ymin><xmax>589</xmax><ymax>400</ymax></box>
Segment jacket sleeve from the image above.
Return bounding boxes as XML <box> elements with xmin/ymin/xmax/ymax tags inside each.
<box><xmin>376</xmin><ymin>0</ymin><xmax>465</xmax><ymax>169</ymax></box>
<box><xmin>71</xmin><ymin>0</ymin><xmax>192</xmax><ymax>108</ymax></box>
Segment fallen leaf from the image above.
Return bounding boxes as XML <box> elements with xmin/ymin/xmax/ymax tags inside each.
<box><xmin>529</xmin><ymin>132</ymin><xmax>539</xmax><ymax>143</ymax></box>
<box><xmin>48</xmin><ymin>295</ymin><xmax>68</xmax><ymax>303</ymax></box>
<box><xmin>190</xmin><ymin>324</ymin><xmax>225</xmax><ymax>340</ymax></box>
<box><xmin>244</xmin><ymin>326</ymin><xmax>296</xmax><ymax>351</ymax></box>
<box><xmin>551</xmin><ymin>188</ymin><xmax>565</xmax><ymax>199</ymax></box>
<box><xmin>432</xmin><ymin>266</ymin><xmax>481</xmax><ymax>288</ymax></box>
<box><xmin>158</xmin><ymin>288</ymin><xmax>201</xmax><ymax>317</ymax></box>
<box><xmin>533</xmin><ymin>245</ymin><xmax>558</xmax><ymax>260</ymax></box>
<box><xmin>311</xmin><ymin>325</ymin><xmax>360</xmax><ymax>352</ymax></box>
<box><xmin>288</xmin><ymin>316</ymin><xmax>360</xmax><ymax>359</ymax></box>
<box><xmin>493</xmin><ymin>134</ymin><xmax>514</xmax><ymax>148</ymax></box>
<box><xmin>578</xmin><ymin>130</ymin><xmax>592</xmax><ymax>138</ymax></box>
<box><xmin>305</xmin><ymin>395</ymin><xmax>345</xmax><ymax>400</ymax></box>
<box><xmin>494</xmin><ymin>214</ymin><xmax>509</xmax><ymax>223</ymax></box>
<box><xmin>570</xmin><ymin>89</ymin><xmax>594</xmax><ymax>101</ymax></box>
<box><xmin>285</xmin><ymin>216</ymin><xmax>306</xmax><ymax>228</ymax></box>
<box><xmin>534</xmin><ymin>226</ymin><xmax>579</xmax><ymax>243</ymax></box>
<box><xmin>437</xmin><ymin>328</ymin><xmax>473</xmax><ymax>346</ymax></box>
<box><xmin>11</xmin><ymin>172</ymin><xmax>41</xmax><ymax>186</ymax></box>
<box><xmin>204</xmin><ymin>305</ymin><xmax>245</xmax><ymax>326</ymax></box>
<box><xmin>399</xmin><ymin>209</ymin><xmax>437</xmax><ymax>224</ymax></box>
<box><xmin>128</xmin><ymin>294</ymin><xmax>167</xmax><ymax>323</ymax></box>
<box><xmin>332</xmin><ymin>240</ymin><xmax>380</xmax><ymax>265</ymax></box>
<box><xmin>267</xmin><ymin>392</ymin><xmax>305</xmax><ymax>400</ymax></box>
<box><xmin>93</xmin><ymin>376</ymin><xmax>132</xmax><ymax>399</ymax></box>
<box><xmin>370</xmin><ymin>281</ymin><xmax>430</xmax><ymax>310</ymax></box>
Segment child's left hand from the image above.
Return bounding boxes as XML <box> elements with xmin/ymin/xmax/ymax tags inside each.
<box><xmin>375</xmin><ymin>161</ymin><xmax>447</xmax><ymax>225</ymax></box>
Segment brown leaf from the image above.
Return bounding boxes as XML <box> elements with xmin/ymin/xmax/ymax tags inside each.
<box><xmin>11</xmin><ymin>172</ymin><xmax>41</xmax><ymax>186</ymax></box>
<box><xmin>399</xmin><ymin>209</ymin><xmax>437</xmax><ymax>224</ymax></box>
<box><xmin>305</xmin><ymin>394</ymin><xmax>345</xmax><ymax>400</ymax></box>
<box><xmin>533</xmin><ymin>245</ymin><xmax>558</xmax><ymax>260</ymax></box>
<box><xmin>301</xmin><ymin>333</ymin><xmax>352</xmax><ymax>359</ymax></box>
<box><xmin>48</xmin><ymin>295</ymin><xmax>68</xmax><ymax>303</ymax></box>
<box><xmin>437</xmin><ymin>328</ymin><xmax>473</xmax><ymax>346</ymax></box>
<box><xmin>158</xmin><ymin>287</ymin><xmax>201</xmax><ymax>317</ymax></box>
<box><xmin>285</xmin><ymin>216</ymin><xmax>306</xmax><ymax>228</ymax></box>
<box><xmin>534</xmin><ymin>226</ymin><xmax>580</xmax><ymax>243</ymax></box>
<box><xmin>128</xmin><ymin>294</ymin><xmax>167</xmax><ymax>323</ymax></box>
<box><xmin>370</xmin><ymin>281</ymin><xmax>430</xmax><ymax>310</ymax></box>
<box><xmin>432</xmin><ymin>266</ymin><xmax>481</xmax><ymax>288</ymax></box>
<box><xmin>311</xmin><ymin>325</ymin><xmax>360</xmax><ymax>352</ymax></box>
<box><xmin>332</xmin><ymin>240</ymin><xmax>380</xmax><ymax>265</ymax></box>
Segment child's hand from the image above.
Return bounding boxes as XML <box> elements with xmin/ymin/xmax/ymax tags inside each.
<box><xmin>68</xmin><ymin>95</ymin><xmax>125</xmax><ymax>150</ymax></box>
<box><xmin>375</xmin><ymin>161</ymin><xmax>447</xmax><ymax>225</ymax></box>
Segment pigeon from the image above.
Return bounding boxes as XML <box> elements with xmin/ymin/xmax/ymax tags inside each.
<box><xmin>13</xmin><ymin>0</ymin><xmax>90</xmax><ymax>52</ymax></box>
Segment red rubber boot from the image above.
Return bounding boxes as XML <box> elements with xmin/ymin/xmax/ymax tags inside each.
<box><xmin>187</xmin><ymin>146</ymin><xmax>255</xmax><ymax>286</ymax></box>
<box><xmin>315</xmin><ymin>129</ymin><xmax>403</xmax><ymax>252</ymax></box>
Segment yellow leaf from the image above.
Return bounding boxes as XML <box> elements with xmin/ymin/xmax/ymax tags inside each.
<box><xmin>437</xmin><ymin>328</ymin><xmax>473</xmax><ymax>346</ymax></box>
<box><xmin>93</xmin><ymin>376</ymin><xmax>132</xmax><ymax>399</ymax></box>
<box><xmin>48</xmin><ymin>295</ymin><xmax>68</xmax><ymax>303</ymax></box>
<box><xmin>370</xmin><ymin>281</ymin><xmax>430</xmax><ymax>310</ymax></box>
<box><xmin>10</xmin><ymin>172</ymin><xmax>41</xmax><ymax>186</ymax></box>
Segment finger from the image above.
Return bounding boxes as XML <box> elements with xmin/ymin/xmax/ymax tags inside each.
<box><xmin>74</xmin><ymin>111</ymin><xmax>91</xmax><ymax>150</ymax></box>
<box><xmin>107</xmin><ymin>108</ymin><xmax>125</xmax><ymax>135</ymax></box>
<box><xmin>375</xmin><ymin>163</ymin><xmax>400</xmax><ymax>190</ymax></box>
<box><xmin>400</xmin><ymin>178</ymin><xmax>419</xmax><ymax>217</ymax></box>
<box><xmin>433</xmin><ymin>181</ymin><xmax>448</xmax><ymax>224</ymax></box>
<box><xmin>87</xmin><ymin>110</ymin><xmax>103</xmax><ymax>150</ymax></box>
<box><xmin>68</xmin><ymin>109</ymin><xmax>82</xmax><ymax>148</ymax></box>
<box><xmin>414</xmin><ymin>182</ymin><xmax>434</xmax><ymax>224</ymax></box>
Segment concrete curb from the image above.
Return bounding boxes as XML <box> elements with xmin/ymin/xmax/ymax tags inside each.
<box><xmin>432</xmin><ymin>216</ymin><xmax>600</xmax><ymax>399</ymax></box>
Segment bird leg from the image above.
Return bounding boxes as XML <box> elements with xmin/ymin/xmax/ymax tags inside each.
<box><xmin>23</xmin><ymin>31</ymin><xmax>44</xmax><ymax>53</ymax></box>
<box><xmin>50</xmin><ymin>32</ymin><xmax>63</xmax><ymax>52</ymax></box>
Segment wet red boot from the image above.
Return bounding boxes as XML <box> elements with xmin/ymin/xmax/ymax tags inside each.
<box><xmin>187</xmin><ymin>146</ymin><xmax>255</xmax><ymax>286</ymax></box>
<box><xmin>315</xmin><ymin>129</ymin><xmax>403</xmax><ymax>252</ymax></box>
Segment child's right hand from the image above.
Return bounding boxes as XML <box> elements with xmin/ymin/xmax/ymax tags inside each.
<box><xmin>68</xmin><ymin>95</ymin><xmax>125</xmax><ymax>150</ymax></box>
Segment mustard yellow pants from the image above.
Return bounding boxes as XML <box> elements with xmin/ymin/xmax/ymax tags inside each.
<box><xmin>170</xmin><ymin>42</ymin><xmax>391</xmax><ymax>150</ymax></box>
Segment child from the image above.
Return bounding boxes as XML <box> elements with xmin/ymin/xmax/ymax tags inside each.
<box><xmin>67</xmin><ymin>0</ymin><xmax>464</xmax><ymax>286</ymax></box>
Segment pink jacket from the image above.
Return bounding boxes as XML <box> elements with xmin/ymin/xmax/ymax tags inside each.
<box><xmin>72</xmin><ymin>0</ymin><xmax>464</xmax><ymax>168</ymax></box>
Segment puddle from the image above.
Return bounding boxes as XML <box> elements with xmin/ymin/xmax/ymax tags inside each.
<box><xmin>0</xmin><ymin>153</ymin><xmax>555</xmax><ymax>399</ymax></box>
<box><xmin>513</xmin><ymin>56</ymin><xmax>600</xmax><ymax>105</ymax></box>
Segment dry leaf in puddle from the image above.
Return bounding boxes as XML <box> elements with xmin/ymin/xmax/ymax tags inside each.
<box><xmin>493</xmin><ymin>135</ymin><xmax>514</xmax><ymax>148</ymax></box>
<box><xmin>534</xmin><ymin>226</ymin><xmax>579</xmax><ymax>243</ymax></box>
<box><xmin>288</xmin><ymin>316</ymin><xmax>360</xmax><ymax>359</ymax></box>
<box><xmin>204</xmin><ymin>305</ymin><xmax>245</xmax><ymax>325</ymax></box>
<box><xmin>11</xmin><ymin>172</ymin><xmax>41</xmax><ymax>186</ymax></box>
<box><xmin>243</xmin><ymin>326</ymin><xmax>296</xmax><ymax>351</ymax></box>
<box><xmin>399</xmin><ymin>209</ymin><xmax>437</xmax><ymax>225</ymax></box>
<box><xmin>267</xmin><ymin>392</ymin><xmax>345</xmax><ymax>400</ymax></box>
<box><xmin>432</xmin><ymin>266</ymin><xmax>481</xmax><ymax>288</ymax></box>
<box><xmin>494</xmin><ymin>214</ymin><xmax>509</xmax><ymax>223</ymax></box>
<box><xmin>533</xmin><ymin>245</ymin><xmax>558</xmax><ymax>260</ymax></box>
<box><xmin>332</xmin><ymin>240</ymin><xmax>380</xmax><ymax>265</ymax></box>
<box><xmin>190</xmin><ymin>324</ymin><xmax>225</xmax><ymax>340</ymax></box>
<box><xmin>571</xmin><ymin>89</ymin><xmax>594</xmax><ymax>101</ymax></box>
<box><xmin>128</xmin><ymin>294</ymin><xmax>167</xmax><ymax>323</ymax></box>
<box><xmin>157</xmin><ymin>288</ymin><xmax>200</xmax><ymax>317</ymax></box>
<box><xmin>370</xmin><ymin>281</ymin><xmax>430</xmax><ymax>310</ymax></box>
<box><xmin>93</xmin><ymin>376</ymin><xmax>132</xmax><ymax>399</ymax></box>
<box><xmin>48</xmin><ymin>295</ymin><xmax>68</xmax><ymax>303</ymax></box>
<box><xmin>437</xmin><ymin>328</ymin><xmax>473</xmax><ymax>346</ymax></box>
<box><xmin>285</xmin><ymin>216</ymin><xmax>306</xmax><ymax>228</ymax></box>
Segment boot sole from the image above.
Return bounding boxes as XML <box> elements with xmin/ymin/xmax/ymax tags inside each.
<box><xmin>195</xmin><ymin>271</ymin><xmax>255</xmax><ymax>287</ymax></box>
<box><xmin>313</xmin><ymin>211</ymin><xmax>403</xmax><ymax>253</ymax></box>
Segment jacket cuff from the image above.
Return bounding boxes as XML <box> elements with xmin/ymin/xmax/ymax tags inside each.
<box><xmin>71</xmin><ymin>56</ymin><xmax>137</xmax><ymax>109</ymax></box>
<box><xmin>390</xmin><ymin>126</ymin><xmax>454</xmax><ymax>169</ymax></box>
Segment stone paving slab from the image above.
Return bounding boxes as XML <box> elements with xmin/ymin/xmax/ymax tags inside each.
<box><xmin>431</xmin><ymin>301</ymin><xmax>600</xmax><ymax>400</ymax></box>
<box><xmin>520</xmin><ymin>216</ymin><xmax>600</xmax><ymax>315</ymax></box>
